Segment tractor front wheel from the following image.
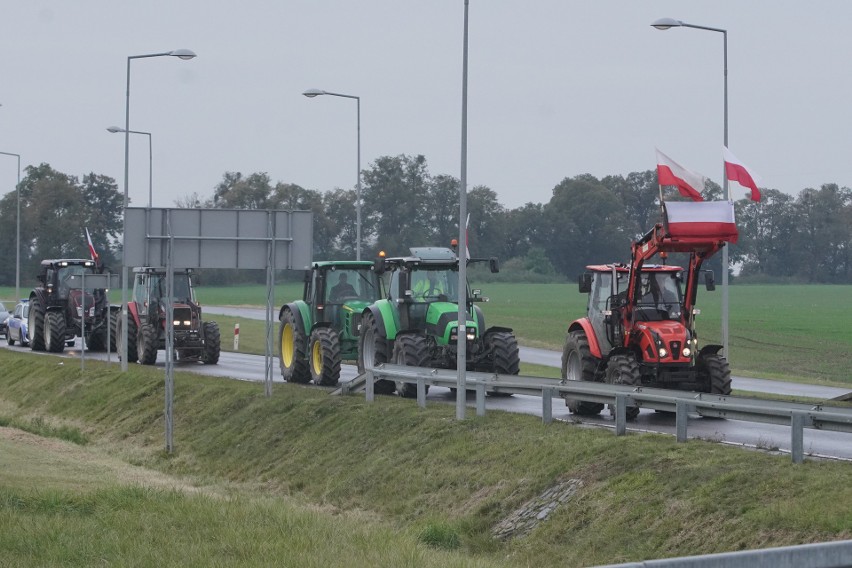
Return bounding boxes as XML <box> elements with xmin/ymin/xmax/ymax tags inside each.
<box><xmin>137</xmin><ymin>323</ymin><xmax>158</xmax><ymax>365</ymax></box>
<box><xmin>116</xmin><ymin>315</ymin><xmax>139</xmax><ymax>363</ymax></box>
<box><xmin>357</xmin><ymin>312</ymin><xmax>395</xmax><ymax>395</ymax></box>
<box><xmin>699</xmin><ymin>352</ymin><xmax>732</xmax><ymax>395</ymax></box>
<box><xmin>483</xmin><ymin>330</ymin><xmax>520</xmax><ymax>397</ymax></box>
<box><xmin>86</xmin><ymin>327</ymin><xmax>107</xmax><ymax>352</ymax></box>
<box><xmin>393</xmin><ymin>334</ymin><xmax>430</xmax><ymax>398</ymax></box>
<box><xmin>309</xmin><ymin>327</ymin><xmax>342</xmax><ymax>387</ymax></box>
<box><xmin>561</xmin><ymin>330</ymin><xmax>604</xmax><ymax>415</ymax></box>
<box><xmin>28</xmin><ymin>298</ymin><xmax>46</xmax><ymax>352</ymax></box>
<box><xmin>605</xmin><ymin>353</ymin><xmax>641</xmax><ymax>420</ymax></box>
<box><xmin>279</xmin><ymin>309</ymin><xmax>310</xmax><ymax>383</ymax></box>
<box><xmin>202</xmin><ymin>321</ymin><xmax>221</xmax><ymax>365</ymax></box>
<box><xmin>45</xmin><ymin>311</ymin><xmax>66</xmax><ymax>353</ymax></box>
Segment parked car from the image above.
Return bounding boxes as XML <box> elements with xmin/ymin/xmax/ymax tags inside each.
<box><xmin>0</xmin><ymin>301</ymin><xmax>9</xmax><ymax>337</ymax></box>
<box><xmin>6</xmin><ymin>300</ymin><xmax>29</xmax><ymax>347</ymax></box>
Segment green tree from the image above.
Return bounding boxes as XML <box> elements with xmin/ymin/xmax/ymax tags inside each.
<box><xmin>212</xmin><ymin>172</ymin><xmax>274</xmax><ymax>209</ymax></box>
<box><xmin>361</xmin><ymin>154</ymin><xmax>431</xmax><ymax>254</ymax></box>
<box><xmin>735</xmin><ymin>189</ymin><xmax>797</xmax><ymax>279</ymax></box>
<box><xmin>543</xmin><ymin>175</ymin><xmax>632</xmax><ymax>277</ymax></box>
<box><xmin>466</xmin><ymin>185</ymin><xmax>505</xmax><ymax>258</ymax></box>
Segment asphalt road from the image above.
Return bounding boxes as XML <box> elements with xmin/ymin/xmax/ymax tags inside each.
<box><xmin>5</xmin><ymin>308</ymin><xmax>851</xmax><ymax>461</ymax></box>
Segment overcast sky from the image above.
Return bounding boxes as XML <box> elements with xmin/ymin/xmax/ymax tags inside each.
<box><xmin>1</xmin><ymin>1</ymin><xmax>850</xmax><ymax>210</ymax></box>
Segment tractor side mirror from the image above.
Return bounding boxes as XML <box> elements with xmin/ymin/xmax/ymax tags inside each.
<box><xmin>374</xmin><ymin>258</ymin><xmax>386</xmax><ymax>276</ymax></box>
<box><xmin>579</xmin><ymin>273</ymin><xmax>592</xmax><ymax>293</ymax></box>
<box><xmin>302</xmin><ymin>270</ymin><xmax>311</xmax><ymax>283</ymax></box>
<box><xmin>704</xmin><ymin>270</ymin><xmax>716</xmax><ymax>291</ymax></box>
<box><xmin>489</xmin><ymin>257</ymin><xmax>500</xmax><ymax>274</ymax></box>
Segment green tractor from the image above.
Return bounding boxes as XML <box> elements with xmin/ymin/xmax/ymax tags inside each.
<box><xmin>278</xmin><ymin>261</ymin><xmax>383</xmax><ymax>386</ymax></box>
<box><xmin>358</xmin><ymin>246</ymin><xmax>520</xmax><ymax>397</ymax></box>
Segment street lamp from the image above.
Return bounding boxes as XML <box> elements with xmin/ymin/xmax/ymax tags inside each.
<box><xmin>119</xmin><ymin>49</ymin><xmax>196</xmax><ymax>371</ymax></box>
<box><xmin>107</xmin><ymin>126</ymin><xmax>153</xmax><ymax>208</ymax></box>
<box><xmin>651</xmin><ymin>17</ymin><xmax>731</xmax><ymax>359</ymax></box>
<box><xmin>302</xmin><ymin>88</ymin><xmax>362</xmax><ymax>260</ymax></box>
<box><xmin>0</xmin><ymin>151</ymin><xmax>21</xmax><ymax>302</ymax></box>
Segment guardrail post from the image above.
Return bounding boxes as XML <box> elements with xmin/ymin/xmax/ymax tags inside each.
<box><xmin>676</xmin><ymin>400</ymin><xmax>689</xmax><ymax>443</ymax></box>
<box><xmin>614</xmin><ymin>394</ymin><xmax>627</xmax><ymax>436</ymax></box>
<box><xmin>476</xmin><ymin>382</ymin><xmax>486</xmax><ymax>416</ymax></box>
<box><xmin>542</xmin><ymin>387</ymin><xmax>553</xmax><ymax>424</ymax></box>
<box><xmin>791</xmin><ymin>411</ymin><xmax>806</xmax><ymax>464</ymax></box>
<box><xmin>417</xmin><ymin>377</ymin><xmax>426</xmax><ymax>408</ymax></box>
<box><xmin>366</xmin><ymin>369</ymin><xmax>375</xmax><ymax>403</ymax></box>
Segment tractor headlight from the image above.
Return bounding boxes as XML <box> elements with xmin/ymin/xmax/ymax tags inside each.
<box><xmin>682</xmin><ymin>347</ymin><xmax>692</xmax><ymax>358</ymax></box>
<box><xmin>658</xmin><ymin>348</ymin><xmax>668</xmax><ymax>358</ymax></box>
<box><xmin>466</xmin><ymin>329</ymin><xmax>475</xmax><ymax>340</ymax></box>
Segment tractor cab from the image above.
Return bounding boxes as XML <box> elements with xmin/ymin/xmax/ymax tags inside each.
<box><xmin>303</xmin><ymin>261</ymin><xmax>382</xmax><ymax>329</ymax></box>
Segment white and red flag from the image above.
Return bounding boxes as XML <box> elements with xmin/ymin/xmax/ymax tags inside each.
<box><xmin>655</xmin><ymin>148</ymin><xmax>706</xmax><ymax>202</ymax></box>
<box><xmin>85</xmin><ymin>227</ymin><xmax>99</xmax><ymax>263</ymax></box>
<box><xmin>464</xmin><ymin>213</ymin><xmax>470</xmax><ymax>260</ymax></box>
<box><xmin>723</xmin><ymin>146</ymin><xmax>761</xmax><ymax>202</ymax></box>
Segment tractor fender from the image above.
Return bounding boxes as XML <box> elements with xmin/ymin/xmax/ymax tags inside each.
<box><xmin>698</xmin><ymin>344</ymin><xmax>724</xmax><ymax>358</ymax></box>
<box><xmin>278</xmin><ymin>301</ymin><xmax>311</xmax><ymax>336</ymax></box>
<box><xmin>127</xmin><ymin>302</ymin><xmax>142</xmax><ymax>327</ymax></box>
<box><xmin>472</xmin><ymin>304</ymin><xmax>486</xmax><ymax>332</ymax></box>
<box><xmin>482</xmin><ymin>326</ymin><xmax>513</xmax><ymax>337</ymax></box>
<box><xmin>567</xmin><ymin>318</ymin><xmax>606</xmax><ymax>359</ymax></box>
<box><xmin>364</xmin><ymin>300</ymin><xmax>398</xmax><ymax>341</ymax></box>
<box><xmin>29</xmin><ymin>289</ymin><xmax>47</xmax><ymax>308</ymax></box>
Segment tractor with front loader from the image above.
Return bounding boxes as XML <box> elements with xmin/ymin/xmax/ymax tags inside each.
<box><xmin>28</xmin><ymin>258</ymin><xmax>116</xmax><ymax>353</ymax></box>
<box><xmin>358</xmin><ymin>245</ymin><xmax>520</xmax><ymax>397</ymax></box>
<box><xmin>562</xmin><ymin>201</ymin><xmax>738</xmax><ymax>419</ymax></box>
<box><xmin>278</xmin><ymin>261</ymin><xmax>383</xmax><ymax>386</ymax></box>
<box><xmin>115</xmin><ymin>267</ymin><xmax>220</xmax><ymax>365</ymax></box>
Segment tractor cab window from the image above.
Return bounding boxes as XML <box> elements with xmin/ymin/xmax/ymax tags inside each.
<box><xmin>57</xmin><ymin>265</ymin><xmax>95</xmax><ymax>298</ymax></box>
<box><xmin>326</xmin><ymin>269</ymin><xmax>379</xmax><ymax>303</ymax></box>
<box><xmin>411</xmin><ymin>268</ymin><xmax>458</xmax><ymax>302</ymax></box>
<box><xmin>589</xmin><ymin>271</ymin><xmax>628</xmax><ymax>353</ymax></box>
<box><xmin>636</xmin><ymin>272</ymin><xmax>683</xmax><ymax>321</ymax></box>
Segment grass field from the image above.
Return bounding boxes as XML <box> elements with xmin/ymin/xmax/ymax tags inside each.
<box><xmin>3</xmin><ymin>283</ymin><xmax>850</xmax><ymax>385</ymax></box>
<box><xmin>1</xmin><ymin>350</ymin><xmax>851</xmax><ymax>566</ymax></box>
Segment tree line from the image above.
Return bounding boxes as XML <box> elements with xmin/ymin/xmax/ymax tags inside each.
<box><xmin>0</xmin><ymin>157</ymin><xmax>849</xmax><ymax>288</ymax></box>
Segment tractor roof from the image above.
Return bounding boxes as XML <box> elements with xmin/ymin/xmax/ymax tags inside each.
<box><xmin>40</xmin><ymin>259</ymin><xmax>96</xmax><ymax>268</ymax></box>
<box><xmin>132</xmin><ymin>267</ymin><xmax>194</xmax><ymax>275</ymax></box>
<box><xmin>311</xmin><ymin>261</ymin><xmax>375</xmax><ymax>269</ymax></box>
<box><xmin>382</xmin><ymin>247</ymin><xmax>459</xmax><ymax>267</ymax></box>
<box><xmin>586</xmin><ymin>264</ymin><xmax>683</xmax><ymax>273</ymax></box>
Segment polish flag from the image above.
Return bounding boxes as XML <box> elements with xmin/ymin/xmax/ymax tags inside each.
<box><xmin>655</xmin><ymin>148</ymin><xmax>705</xmax><ymax>202</ymax></box>
<box><xmin>465</xmin><ymin>213</ymin><xmax>470</xmax><ymax>260</ymax></box>
<box><xmin>664</xmin><ymin>200</ymin><xmax>739</xmax><ymax>244</ymax></box>
<box><xmin>723</xmin><ymin>146</ymin><xmax>761</xmax><ymax>202</ymax></box>
<box><xmin>85</xmin><ymin>227</ymin><xmax>99</xmax><ymax>263</ymax></box>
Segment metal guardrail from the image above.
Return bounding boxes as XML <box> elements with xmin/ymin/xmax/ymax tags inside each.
<box><xmin>593</xmin><ymin>538</ymin><xmax>852</xmax><ymax>567</ymax></box>
<box><xmin>335</xmin><ymin>364</ymin><xmax>852</xmax><ymax>464</ymax></box>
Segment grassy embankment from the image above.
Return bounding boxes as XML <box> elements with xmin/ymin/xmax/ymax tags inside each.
<box><xmin>188</xmin><ymin>283</ymin><xmax>852</xmax><ymax>386</ymax></box>
<box><xmin>1</xmin><ymin>349</ymin><xmax>851</xmax><ymax>566</ymax></box>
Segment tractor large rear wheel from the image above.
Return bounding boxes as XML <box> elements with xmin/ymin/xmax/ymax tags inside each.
<box><xmin>699</xmin><ymin>352</ymin><xmax>732</xmax><ymax>395</ymax></box>
<box><xmin>561</xmin><ymin>330</ymin><xmax>604</xmax><ymax>415</ymax></box>
<box><xmin>393</xmin><ymin>334</ymin><xmax>430</xmax><ymax>398</ymax></box>
<box><xmin>86</xmin><ymin>326</ymin><xmax>107</xmax><ymax>352</ymax></box>
<box><xmin>279</xmin><ymin>309</ymin><xmax>310</xmax><ymax>383</ymax></box>
<box><xmin>309</xmin><ymin>327</ymin><xmax>342</xmax><ymax>386</ymax></box>
<box><xmin>201</xmin><ymin>321</ymin><xmax>221</xmax><ymax>365</ymax></box>
<box><xmin>605</xmin><ymin>353</ymin><xmax>641</xmax><ymax>420</ymax></box>
<box><xmin>116</xmin><ymin>315</ymin><xmax>139</xmax><ymax>363</ymax></box>
<box><xmin>137</xmin><ymin>323</ymin><xmax>158</xmax><ymax>365</ymax></box>
<box><xmin>28</xmin><ymin>298</ymin><xmax>46</xmax><ymax>352</ymax></box>
<box><xmin>357</xmin><ymin>312</ymin><xmax>395</xmax><ymax>395</ymax></box>
<box><xmin>45</xmin><ymin>311</ymin><xmax>66</xmax><ymax>353</ymax></box>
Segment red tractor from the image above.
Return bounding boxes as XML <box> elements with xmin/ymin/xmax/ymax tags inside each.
<box><xmin>115</xmin><ymin>267</ymin><xmax>220</xmax><ymax>365</ymax></box>
<box><xmin>562</xmin><ymin>201</ymin><xmax>739</xmax><ymax>419</ymax></box>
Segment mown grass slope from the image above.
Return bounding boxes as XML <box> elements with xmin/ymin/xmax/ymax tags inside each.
<box><xmin>0</xmin><ymin>349</ymin><xmax>850</xmax><ymax>566</ymax></box>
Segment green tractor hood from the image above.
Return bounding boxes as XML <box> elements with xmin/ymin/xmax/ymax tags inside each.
<box><xmin>424</xmin><ymin>302</ymin><xmax>482</xmax><ymax>346</ymax></box>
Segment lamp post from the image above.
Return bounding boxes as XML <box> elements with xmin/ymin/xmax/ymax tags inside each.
<box><xmin>119</xmin><ymin>49</ymin><xmax>196</xmax><ymax>372</ymax></box>
<box><xmin>302</xmin><ymin>88</ymin><xmax>362</xmax><ymax>260</ymax></box>
<box><xmin>107</xmin><ymin>127</ymin><xmax>153</xmax><ymax>208</ymax></box>
<box><xmin>0</xmin><ymin>151</ymin><xmax>21</xmax><ymax>302</ymax></box>
<box><xmin>651</xmin><ymin>17</ymin><xmax>731</xmax><ymax>359</ymax></box>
